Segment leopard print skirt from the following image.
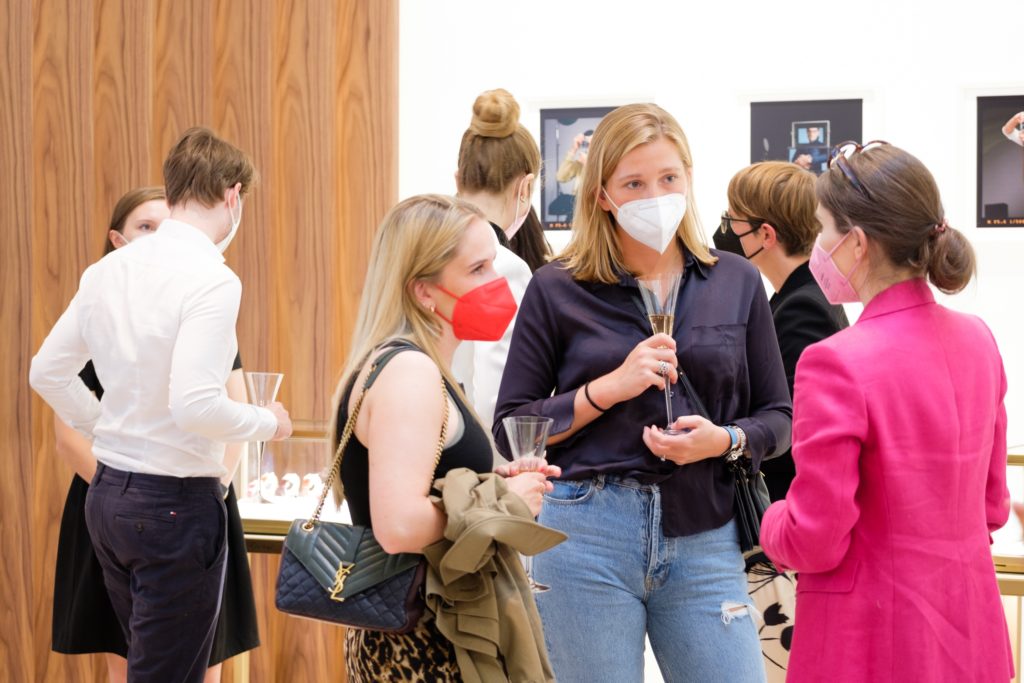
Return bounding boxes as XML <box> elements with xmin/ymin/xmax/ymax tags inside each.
<box><xmin>345</xmin><ymin>612</ymin><xmax>461</xmax><ymax>682</ymax></box>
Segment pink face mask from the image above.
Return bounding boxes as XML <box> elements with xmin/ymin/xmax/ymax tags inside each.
<box><xmin>808</xmin><ymin>232</ymin><xmax>863</xmax><ymax>304</ymax></box>
<box><xmin>505</xmin><ymin>177</ymin><xmax>530</xmax><ymax>241</ymax></box>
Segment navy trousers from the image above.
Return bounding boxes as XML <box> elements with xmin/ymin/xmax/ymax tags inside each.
<box><xmin>85</xmin><ymin>463</ymin><xmax>228</xmax><ymax>683</ymax></box>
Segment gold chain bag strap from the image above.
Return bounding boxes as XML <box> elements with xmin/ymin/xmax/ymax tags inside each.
<box><xmin>275</xmin><ymin>343</ymin><xmax>449</xmax><ymax>632</ymax></box>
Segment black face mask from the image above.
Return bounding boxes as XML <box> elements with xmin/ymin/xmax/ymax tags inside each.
<box><xmin>713</xmin><ymin>226</ymin><xmax>765</xmax><ymax>260</ymax></box>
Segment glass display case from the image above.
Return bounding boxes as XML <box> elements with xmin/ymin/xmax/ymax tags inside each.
<box><xmin>233</xmin><ymin>421</ymin><xmax>351</xmax><ymax>545</ymax></box>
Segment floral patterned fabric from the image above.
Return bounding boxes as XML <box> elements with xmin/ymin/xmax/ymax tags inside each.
<box><xmin>746</xmin><ymin>554</ymin><xmax>796</xmax><ymax>682</ymax></box>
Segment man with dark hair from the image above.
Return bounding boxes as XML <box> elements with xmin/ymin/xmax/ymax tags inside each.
<box><xmin>30</xmin><ymin>127</ymin><xmax>291</xmax><ymax>682</ymax></box>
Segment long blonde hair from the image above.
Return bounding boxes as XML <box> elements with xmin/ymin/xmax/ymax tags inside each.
<box><xmin>560</xmin><ymin>103</ymin><xmax>716</xmax><ymax>283</ymax></box>
<box><xmin>331</xmin><ymin>194</ymin><xmax>484</xmax><ymax>442</ymax></box>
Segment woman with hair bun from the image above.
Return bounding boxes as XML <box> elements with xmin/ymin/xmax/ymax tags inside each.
<box><xmin>453</xmin><ymin>88</ymin><xmax>549</xmax><ymax>428</ymax></box>
<box><xmin>760</xmin><ymin>142</ymin><xmax>1013</xmax><ymax>682</ymax></box>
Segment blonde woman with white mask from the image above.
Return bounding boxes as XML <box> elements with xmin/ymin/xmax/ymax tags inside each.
<box><xmin>494</xmin><ymin>104</ymin><xmax>792</xmax><ymax>682</ymax></box>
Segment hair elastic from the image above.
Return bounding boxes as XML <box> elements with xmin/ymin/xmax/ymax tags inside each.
<box><xmin>583</xmin><ymin>382</ymin><xmax>608</xmax><ymax>413</ymax></box>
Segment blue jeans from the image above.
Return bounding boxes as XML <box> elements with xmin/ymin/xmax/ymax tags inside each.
<box><xmin>534</xmin><ymin>475</ymin><xmax>766</xmax><ymax>683</ymax></box>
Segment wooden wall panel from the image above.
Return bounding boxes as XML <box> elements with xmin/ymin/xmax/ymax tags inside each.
<box><xmin>270</xmin><ymin>0</ymin><xmax>338</xmax><ymax>422</ymax></box>
<box><xmin>30</xmin><ymin>0</ymin><xmax>96</xmax><ymax>680</ymax></box>
<box><xmin>151</xmin><ymin>0</ymin><xmax>212</xmax><ymax>178</ymax></box>
<box><xmin>7</xmin><ymin>0</ymin><xmax>398</xmax><ymax>679</ymax></box>
<box><xmin>92</xmin><ymin>0</ymin><xmax>155</xmax><ymax>255</ymax></box>
<box><xmin>333</xmin><ymin>0</ymin><xmax>399</xmax><ymax>369</ymax></box>
<box><xmin>214</xmin><ymin>0</ymin><xmax>274</xmax><ymax>376</ymax></box>
<box><xmin>1</xmin><ymin>2</ymin><xmax>35</xmax><ymax>681</ymax></box>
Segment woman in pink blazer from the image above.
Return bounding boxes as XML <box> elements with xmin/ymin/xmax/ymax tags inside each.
<box><xmin>760</xmin><ymin>142</ymin><xmax>1012</xmax><ymax>682</ymax></box>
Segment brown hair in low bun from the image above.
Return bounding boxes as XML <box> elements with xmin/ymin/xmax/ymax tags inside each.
<box><xmin>457</xmin><ymin>89</ymin><xmax>541</xmax><ymax>195</ymax></box>
<box><xmin>925</xmin><ymin>225</ymin><xmax>976</xmax><ymax>294</ymax></box>
<box><xmin>816</xmin><ymin>144</ymin><xmax>976</xmax><ymax>294</ymax></box>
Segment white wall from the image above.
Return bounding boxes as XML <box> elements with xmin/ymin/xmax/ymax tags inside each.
<box><xmin>398</xmin><ymin>0</ymin><xmax>1024</xmax><ymax>444</ymax></box>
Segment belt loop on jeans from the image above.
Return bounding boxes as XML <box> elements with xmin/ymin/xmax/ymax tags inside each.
<box><xmin>121</xmin><ymin>471</ymin><xmax>131</xmax><ymax>495</ymax></box>
<box><xmin>594</xmin><ymin>474</ymin><xmax>606</xmax><ymax>490</ymax></box>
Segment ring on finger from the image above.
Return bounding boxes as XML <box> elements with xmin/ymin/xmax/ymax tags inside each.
<box><xmin>658</xmin><ymin>360</ymin><xmax>668</xmax><ymax>376</ymax></box>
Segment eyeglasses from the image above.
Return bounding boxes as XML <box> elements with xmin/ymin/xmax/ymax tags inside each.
<box><xmin>828</xmin><ymin>140</ymin><xmax>889</xmax><ymax>198</ymax></box>
<box><xmin>719</xmin><ymin>213</ymin><xmax>765</xmax><ymax>236</ymax></box>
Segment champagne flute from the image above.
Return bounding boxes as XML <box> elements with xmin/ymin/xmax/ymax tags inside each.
<box><xmin>244</xmin><ymin>371</ymin><xmax>283</xmax><ymax>503</ymax></box>
<box><xmin>501</xmin><ymin>415</ymin><xmax>554</xmax><ymax>593</ymax></box>
<box><xmin>637</xmin><ymin>272</ymin><xmax>683</xmax><ymax>436</ymax></box>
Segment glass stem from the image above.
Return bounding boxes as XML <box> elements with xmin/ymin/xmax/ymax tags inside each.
<box><xmin>663</xmin><ymin>382</ymin><xmax>674</xmax><ymax>429</ymax></box>
<box><xmin>255</xmin><ymin>441</ymin><xmax>270</xmax><ymax>503</ymax></box>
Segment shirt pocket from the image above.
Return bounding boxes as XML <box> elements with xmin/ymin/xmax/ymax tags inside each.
<box><xmin>682</xmin><ymin>324</ymin><xmax>748</xmax><ymax>403</ymax></box>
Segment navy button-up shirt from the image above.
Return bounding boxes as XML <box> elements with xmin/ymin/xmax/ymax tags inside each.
<box><xmin>493</xmin><ymin>249</ymin><xmax>792</xmax><ymax>537</ymax></box>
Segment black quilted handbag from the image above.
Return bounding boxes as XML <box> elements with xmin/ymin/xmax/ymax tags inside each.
<box><xmin>274</xmin><ymin>345</ymin><xmax>448</xmax><ymax>632</ymax></box>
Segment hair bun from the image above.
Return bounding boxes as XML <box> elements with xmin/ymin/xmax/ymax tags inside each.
<box><xmin>469</xmin><ymin>89</ymin><xmax>520</xmax><ymax>138</ymax></box>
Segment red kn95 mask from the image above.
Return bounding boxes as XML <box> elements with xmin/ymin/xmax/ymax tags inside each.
<box><xmin>434</xmin><ymin>278</ymin><xmax>517</xmax><ymax>341</ymax></box>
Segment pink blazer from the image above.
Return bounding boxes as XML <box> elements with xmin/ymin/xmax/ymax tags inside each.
<box><xmin>761</xmin><ymin>278</ymin><xmax>1012</xmax><ymax>682</ymax></box>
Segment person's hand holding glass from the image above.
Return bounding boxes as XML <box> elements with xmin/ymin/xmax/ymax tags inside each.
<box><xmin>501</xmin><ymin>416</ymin><xmax>558</xmax><ymax>593</ymax></box>
<box><xmin>244</xmin><ymin>371</ymin><xmax>292</xmax><ymax>503</ymax></box>
<box><xmin>637</xmin><ymin>272</ymin><xmax>683</xmax><ymax>436</ymax></box>
<box><xmin>581</xmin><ymin>334</ymin><xmax>679</xmax><ymax>425</ymax></box>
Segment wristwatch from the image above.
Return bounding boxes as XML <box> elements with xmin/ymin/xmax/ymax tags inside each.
<box><xmin>722</xmin><ymin>425</ymin><xmax>747</xmax><ymax>462</ymax></box>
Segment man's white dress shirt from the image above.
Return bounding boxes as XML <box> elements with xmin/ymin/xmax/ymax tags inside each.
<box><xmin>30</xmin><ymin>219</ymin><xmax>277</xmax><ymax>478</ymax></box>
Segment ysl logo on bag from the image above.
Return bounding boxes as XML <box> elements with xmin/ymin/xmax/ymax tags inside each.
<box><xmin>330</xmin><ymin>562</ymin><xmax>355</xmax><ymax>602</ymax></box>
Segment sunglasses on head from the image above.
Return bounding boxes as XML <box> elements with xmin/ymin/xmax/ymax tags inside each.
<box><xmin>828</xmin><ymin>140</ymin><xmax>889</xmax><ymax>198</ymax></box>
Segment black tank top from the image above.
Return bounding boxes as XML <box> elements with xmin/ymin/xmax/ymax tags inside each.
<box><xmin>338</xmin><ymin>344</ymin><xmax>493</xmax><ymax>527</ymax></box>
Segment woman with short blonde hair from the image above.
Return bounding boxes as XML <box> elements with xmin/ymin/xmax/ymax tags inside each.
<box><xmin>494</xmin><ymin>103</ymin><xmax>791</xmax><ymax>682</ymax></box>
<box><xmin>715</xmin><ymin>161</ymin><xmax>850</xmax><ymax>503</ymax></box>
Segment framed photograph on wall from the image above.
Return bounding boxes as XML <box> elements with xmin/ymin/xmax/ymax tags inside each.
<box><xmin>977</xmin><ymin>95</ymin><xmax>1024</xmax><ymax>227</ymax></box>
<box><xmin>750</xmin><ymin>99</ymin><xmax>863</xmax><ymax>175</ymax></box>
<box><xmin>540</xmin><ymin>106</ymin><xmax>615</xmax><ymax>229</ymax></box>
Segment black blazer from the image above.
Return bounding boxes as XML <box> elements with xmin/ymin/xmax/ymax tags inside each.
<box><xmin>762</xmin><ymin>262</ymin><xmax>849</xmax><ymax>501</ymax></box>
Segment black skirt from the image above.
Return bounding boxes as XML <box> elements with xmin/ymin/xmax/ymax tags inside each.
<box><xmin>52</xmin><ymin>476</ymin><xmax>260</xmax><ymax>663</ymax></box>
